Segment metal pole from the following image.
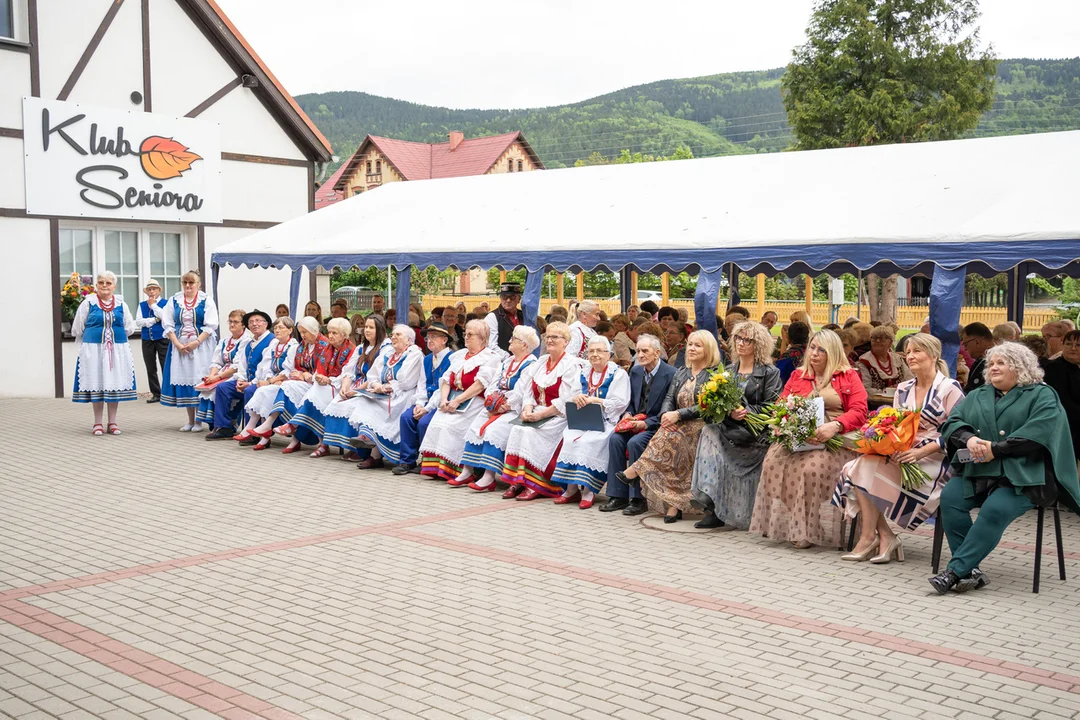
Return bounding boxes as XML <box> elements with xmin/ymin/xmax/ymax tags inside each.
<box><xmin>387</xmin><ymin>266</ymin><xmax>393</xmax><ymax>309</ymax></box>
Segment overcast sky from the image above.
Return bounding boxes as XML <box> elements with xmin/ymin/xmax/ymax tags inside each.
<box><xmin>216</xmin><ymin>0</ymin><xmax>1080</xmax><ymax>109</ymax></box>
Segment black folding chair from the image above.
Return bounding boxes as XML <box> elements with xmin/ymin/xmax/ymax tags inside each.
<box><xmin>931</xmin><ymin>504</ymin><xmax>1066</xmax><ymax>593</ymax></box>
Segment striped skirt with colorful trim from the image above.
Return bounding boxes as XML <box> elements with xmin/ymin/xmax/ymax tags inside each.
<box><xmin>420</xmin><ymin>452</ymin><xmax>461</xmax><ymax>482</ymax></box>
<box><xmin>195</xmin><ymin>396</ymin><xmax>215</xmax><ymax>426</ymax></box>
<box><xmin>502</xmin><ymin>446</ymin><xmax>563</xmax><ymax>497</ymax></box>
<box><xmin>551</xmin><ymin>461</ymin><xmax>607</xmax><ymax>493</ymax></box>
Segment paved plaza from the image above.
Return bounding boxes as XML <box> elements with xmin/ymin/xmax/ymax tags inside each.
<box><xmin>2</xmin><ymin>398</ymin><xmax>1080</xmax><ymax>719</ymax></box>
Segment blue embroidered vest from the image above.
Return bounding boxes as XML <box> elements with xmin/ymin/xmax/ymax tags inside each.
<box><xmin>172</xmin><ymin>296</ymin><xmax>206</xmax><ymax>333</ymax></box>
<box><xmin>244</xmin><ymin>333</ymin><xmax>274</xmax><ymax>380</ymax></box>
<box><xmin>83</xmin><ymin>301</ymin><xmax>129</xmax><ymax>344</ymax></box>
<box><xmin>139</xmin><ymin>299</ymin><xmax>166</xmax><ymax>341</ymax></box>
<box><xmin>424</xmin><ymin>351</ymin><xmax>452</xmax><ymax>400</ymax></box>
<box><xmin>579</xmin><ymin>366</ymin><xmax>615</xmax><ymax>398</ymax></box>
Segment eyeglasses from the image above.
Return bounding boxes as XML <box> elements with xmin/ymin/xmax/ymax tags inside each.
<box><xmin>182</xmin><ymin>281</ymin><xmax>197</xmax><ymax>285</ymax></box>
<box><xmin>734</xmin><ymin>336</ymin><xmax>754</xmax><ymax>344</ymax></box>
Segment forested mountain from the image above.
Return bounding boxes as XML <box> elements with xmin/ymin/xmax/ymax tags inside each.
<box><xmin>297</xmin><ymin>58</ymin><xmax>1080</xmax><ymax>170</ymax></box>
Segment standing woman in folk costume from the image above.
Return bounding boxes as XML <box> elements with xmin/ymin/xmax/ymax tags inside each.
<box><xmin>160</xmin><ymin>270</ymin><xmax>219</xmax><ymax>431</ymax></box>
<box><xmin>282</xmin><ymin>318</ymin><xmax>355</xmax><ymax>455</ymax></box>
<box><xmin>459</xmin><ymin>325</ymin><xmax>540</xmax><ymax>491</ymax></box>
<box><xmin>419</xmin><ymin>320</ymin><xmax>501</xmax><ymax>482</ymax></box>
<box><xmin>71</xmin><ymin>271</ymin><xmax>138</xmax><ymax>435</ymax></box>
<box><xmin>194</xmin><ymin>309</ymin><xmax>251</xmax><ymax>431</ymax></box>
<box><xmin>265</xmin><ymin>317</ymin><xmax>332</xmax><ymax>452</ymax></box>
<box><xmin>237</xmin><ymin>317</ymin><xmax>299</xmax><ymax>447</ymax></box>
<box><xmin>323</xmin><ymin>315</ymin><xmax>389</xmax><ymax>459</ymax></box>
<box><xmin>566</xmin><ymin>300</ymin><xmax>600</xmax><ymax>364</ymax></box>
<box><xmin>551</xmin><ymin>336</ymin><xmax>631</xmax><ymax>509</ymax></box>
<box><xmin>500</xmin><ymin>321</ymin><xmax>582</xmax><ymax>500</ymax></box>
<box><xmin>348</xmin><ymin>323</ymin><xmax>425</xmax><ymax>468</ymax></box>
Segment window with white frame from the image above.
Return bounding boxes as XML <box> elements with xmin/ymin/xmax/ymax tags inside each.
<box><xmin>59</xmin><ymin>225</ymin><xmax>188</xmax><ymax>304</ymax></box>
<box><xmin>148</xmin><ymin>231</ymin><xmax>183</xmax><ymax>298</ymax></box>
<box><xmin>59</xmin><ymin>229</ymin><xmax>93</xmax><ymax>286</ymax></box>
<box><xmin>1</xmin><ymin>0</ymin><xmax>13</xmax><ymax>39</ymax></box>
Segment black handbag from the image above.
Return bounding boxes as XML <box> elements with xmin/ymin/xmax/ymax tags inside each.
<box><xmin>718</xmin><ymin>417</ymin><xmax>757</xmax><ymax>447</ymax></box>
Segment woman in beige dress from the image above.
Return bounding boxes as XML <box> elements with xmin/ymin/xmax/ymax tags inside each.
<box><xmin>616</xmin><ymin>330</ymin><xmax>720</xmax><ymax>523</ymax></box>
<box><xmin>749</xmin><ymin>329</ymin><xmax>868</xmax><ymax>548</ymax></box>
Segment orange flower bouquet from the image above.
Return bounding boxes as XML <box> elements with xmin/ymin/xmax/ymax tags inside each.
<box><xmin>855</xmin><ymin>407</ymin><xmax>929</xmax><ymax>490</ymax></box>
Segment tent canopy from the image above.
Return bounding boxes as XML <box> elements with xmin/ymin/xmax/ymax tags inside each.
<box><xmin>211</xmin><ymin>130</ymin><xmax>1080</xmax><ymax>278</ymax></box>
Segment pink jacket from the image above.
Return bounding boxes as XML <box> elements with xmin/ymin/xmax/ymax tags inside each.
<box><xmin>781</xmin><ymin>368</ymin><xmax>869</xmax><ymax>433</ymax></box>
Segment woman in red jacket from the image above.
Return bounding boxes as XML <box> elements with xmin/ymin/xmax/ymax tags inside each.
<box><xmin>749</xmin><ymin>329</ymin><xmax>868</xmax><ymax>549</ymax></box>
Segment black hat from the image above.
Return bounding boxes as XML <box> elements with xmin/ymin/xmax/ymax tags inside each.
<box><xmin>499</xmin><ymin>282</ymin><xmax>522</xmax><ymax>296</ymax></box>
<box><xmin>422</xmin><ymin>321</ymin><xmax>452</xmax><ymax>338</ymax></box>
<box><xmin>243</xmin><ymin>309</ymin><xmax>272</xmax><ymax>327</ymax></box>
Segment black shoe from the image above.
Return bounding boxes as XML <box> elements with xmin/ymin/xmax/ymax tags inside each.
<box><xmin>146</xmin><ymin>395</ymin><xmax>160</xmax><ymax>404</ymax></box>
<box><xmin>952</xmin><ymin>567</ymin><xmax>990</xmax><ymax>593</ymax></box>
<box><xmin>391</xmin><ymin>463</ymin><xmax>416</xmax><ymax>476</ymax></box>
<box><xmin>205</xmin><ymin>428</ymin><xmax>233</xmax><ymax>440</ymax></box>
<box><xmin>928</xmin><ymin>569</ymin><xmax>960</xmax><ymax>595</ymax></box>
<box><xmin>615</xmin><ymin>470</ymin><xmax>640</xmax><ymax>488</ymax></box>
<box><xmin>622</xmin><ymin>498</ymin><xmax>648</xmax><ymax>516</ymax></box>
<box><xmin>599</xmin><ymin>497</ymin><xmax>630</xmax><ymax>513</ymax></box>
<box><xmin>238</xmin><ymin>436</ymin><xmax>259</xmax><ymax>446</ymax></box>
<box><xmin>350</xmin><ymin>435</ymin><xmax>376</xmax><ymax>449</ymax></box>
<box><xmin>694</xmin><ymin>512</ymin><xmax>724</xmax><ymax>529</ymax></box>
<box><xmin>663</xmin><ymin>510</ymin><xmax>683</xmax><ymax>524</ymax></box>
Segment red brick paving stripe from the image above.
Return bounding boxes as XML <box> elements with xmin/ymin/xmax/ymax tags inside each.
<box><xmin>0</xmin><ymin>598</ymin><xmax>304</xmax><ymax>720</ymax></box>
<box><xmin>0</xmin><ymin>501</ymin><xmax>520</xmax><ymax>602</ymax></box>
<box><xmin>387</xmin><ymin>527</ymin><xmax>1080</xmax><ymax>696</ymax></box>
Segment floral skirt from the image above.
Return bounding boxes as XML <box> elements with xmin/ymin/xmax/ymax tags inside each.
<box><xmin>630</xmin><ymin>419</ymin><xmax>705</xmax><ymax>514</ymax></box>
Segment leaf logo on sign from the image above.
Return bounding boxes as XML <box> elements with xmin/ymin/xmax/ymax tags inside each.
<box><xmin>140</xmin><ymin>136</ymin><xmax>203</xmax><ymax>180</ymax></box>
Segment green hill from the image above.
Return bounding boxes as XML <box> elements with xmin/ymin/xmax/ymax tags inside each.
<box><xmin>297</xmin><ymin>58</ymin><xmax>1080</xmax><ymax>169</ymax></box>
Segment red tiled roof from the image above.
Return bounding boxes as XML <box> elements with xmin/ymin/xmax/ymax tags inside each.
<box><xmin>334</xmin><ymin>132</ymin><xmax>544</xmax><ymax>192</ymax></box>
<box><xmin>314</xmin><ymin>164</ymin><xmax>347</xmax><ymax>209</ymax></box>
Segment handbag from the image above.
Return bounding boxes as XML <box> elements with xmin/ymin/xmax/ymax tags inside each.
<box><xmin>614</xmin><ymin>413</ymin><xmax>647</xmax><ymax>434</ymax></box>
<box><xmin>717</xmin><ymin>417</ymin><xmax>757</xmax><ymax>447</ymax></box>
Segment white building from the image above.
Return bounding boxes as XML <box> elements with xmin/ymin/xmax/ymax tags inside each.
<box><xmin>0</xmin><ymin>0</ymin><xmax>332</xmax><ymax>398</ymax></box>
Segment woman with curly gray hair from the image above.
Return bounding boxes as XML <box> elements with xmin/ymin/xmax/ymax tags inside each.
<box><xmin>691</xmin><ymin>321</ymin><xmax>782</xmax><ymax>529</ymax></box>
<box><xmin>931</xmin><ymin>342</ymin><xmax>1080</xmax><ymax>594</ymax></box>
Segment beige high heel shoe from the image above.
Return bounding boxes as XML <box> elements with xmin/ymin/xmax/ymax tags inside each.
<box><xmin>870</xmin><ymin>536</ymin><xmax>904</xmax><ymax>564</ymax></box>
<box><xmin>840</xmin><ymin>537</ymin><xmax>880</xmax><ymax>561</ymax></box>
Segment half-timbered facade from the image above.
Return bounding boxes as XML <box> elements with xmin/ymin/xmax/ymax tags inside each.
<box><xmin>0</xmin><ymin>0</ymin><xmax>332</xmax><ymax>398</ymax></box>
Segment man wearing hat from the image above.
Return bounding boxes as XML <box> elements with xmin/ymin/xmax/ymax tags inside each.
<box><xmin>205</xmin><ymin>309</ymin><xmax>274</xmax><ymax>439</ymax></box>
<box><xmin>134</xmin><ymin>280</ymin><xmax>169</xmax><ymax>402</ymax></box>
<box><xmin>392</xmin><ymin>322</ymin><xmax>454</xmax><ymax>474</ymax></box>
<box><xmin>485</xmin><ymin>282</ymin><xmax>525</xmax><ymax>357</ymax></box>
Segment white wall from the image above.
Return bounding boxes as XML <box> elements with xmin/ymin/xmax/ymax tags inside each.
<box><xmin>66</xmin><ymin>0</ymin><xmax>144</xmax><ymax>108</ymax></box>
<box><xmin>220</xmin><ymin>161</ymin><xmax>309</xmax><ymax>222</ymax></box>
<box><xmin>0</xmin><ymin>137</ymin><xmax>25</xmax><ymax>208</ymax></box>
<box><xmin>0</xmin><ymin>51</ymin><xmax>31</xmax><ymax>128</ymax></box>
<box><xmin>0</xmin><ymin>217</ymin><xmax>55</xmax><ymax>397</ymax></box>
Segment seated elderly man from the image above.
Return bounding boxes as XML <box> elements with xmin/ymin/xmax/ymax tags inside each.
<box><xmin>600</xmin><ymin>334</ymin><xmax>677</xmax><ymax>515</ymax></box>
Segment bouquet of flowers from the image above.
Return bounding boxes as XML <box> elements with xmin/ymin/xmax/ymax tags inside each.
<box><xmin>744</xmin><ymin>395</ymin><xmax>843</xmax><ymax>452</ymax></box>
<box><xmin>855</xmin><ymin>407</ymin><xmax>930</xmax><ymax>491</ymax></box>
<box><xmin>61</xmin><ymin>272</ymin><xmax>94</xmax><ymax>321</ymax></box>
<box><xmin>697</xmin><ymin>368</ymin><xmax>746</xmax><ymax>424</ymax></box>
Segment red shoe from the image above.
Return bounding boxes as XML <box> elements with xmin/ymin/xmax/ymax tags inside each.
<box><xmin>516</xmin><ymin>488</ymin><xmax>543</xmax><ymax>501</ymax></box>
<box><xmin>253</xmin><ymin>440</ymin><xmax>270</xmax><ymax>451</ymax></box>
<box><xmin>281</xmin><ymin>442</ymin><xmax>303</xmax><ymax>454</ymax></box>
<box><xmin>469</xmin><ymin>481</ymin><xmax>498</xmax><ymax>492</ymax></box>
<box><xmin>447</xmin><ymin>475</ymin><xmax>476</xmax><ymax>487</ymax></box>
<box><xmin>232</xmin><ymin>432</ymin><xmax>251</xmax><ymax>442</ymax></box>
<box><xmin>554</xmin><ymin>491</ymin><xmax>581</xmax><ymax>505</ymax></box>
<box><xmin>579</xmin><ymin>498</ymin><xmax>594</xmax><ymax>510</ymax></box>
<box><xmin>274</xmin><ymin>424</ymin><xmax>295</xmax><ymax>437</ymax></box>
<box><xmin>502</xmin><ymin>485</ymin><xmax>523</xmax><ymax>499</ymax></box>
<box><xmin>309</xmin><ymin>445</ymin><xmax>329</xmax><ymax>458</ymax></box>
<box><xmin>250</xmin><ymin>428</ymin><xmax>273</xmax><ymax>439</ymax></box>
<box><xmin>92</xmin><ymin>424</ymin><xmax>104</xmax><ymax>436</ymax></box>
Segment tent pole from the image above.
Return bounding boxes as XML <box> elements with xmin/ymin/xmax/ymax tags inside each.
<box><xmin>857</xmin><ymin>270</ymin><xmax>863</xmax><ymax>322</ymax></box>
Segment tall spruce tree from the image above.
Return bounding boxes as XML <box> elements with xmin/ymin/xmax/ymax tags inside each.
<box><xmin>781</xmin><ymin>0</ymin><xmax>997</xmax><ymax>320</ymax></box>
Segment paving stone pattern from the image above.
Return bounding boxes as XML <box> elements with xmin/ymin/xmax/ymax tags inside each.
<box><xmin>1</xmin><ymin>398</ymin><xmax>1079</xmax><ymax>719</ymax></box>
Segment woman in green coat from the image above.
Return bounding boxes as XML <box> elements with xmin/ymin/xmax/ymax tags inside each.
<box><xmin>933</xmin><ymin>342</ymin><xmax>1080</xmax><ymax>594</ymax></box>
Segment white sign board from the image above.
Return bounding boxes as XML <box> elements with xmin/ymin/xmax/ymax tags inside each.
<box><xmin>22</xmin><ymin>97</ymin><xmax>222</xmax><ymax>223</ymax></box>
<box><xmin>830</xmin><ymin>278</ymin><xmax>846</xmax><ymax>305</ymax></box>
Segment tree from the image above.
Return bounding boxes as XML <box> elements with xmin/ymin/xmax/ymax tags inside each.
<box><xmin>782</xmin><ymin>0</ymin><xmax>997</xmax><ymax>323</ymax></box>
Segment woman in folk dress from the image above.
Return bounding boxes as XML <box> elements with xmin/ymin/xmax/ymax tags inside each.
<box><xmin>501</xmin><ymin>321</ymin><xmax>582</xmax><ymax>501</ymax></box>
<box><xmin>419</xmin><ymin>320</ymin><xmax>501</xmax><ymax>482</ymax></box>
<box><xmin>348</xmin><ymin>323</ymin><xmax>425</xmax><ymax>469</ymax></box>
<box><xmin>835</xmin><ymin>333</ymin><xmax>965</xmax><ymax>563</ymax></box>
<box><xmin>856</xmin><ymin>325</ymin><xmax>913</xmax><ymax>394</ymax></box>
<box><xmin>459</xmin><ymin>326</ymin><xmax>540</xmax><ymax>492</ymax></box>
<box><xmin>286</xmin><ymin>318</ymin><xmax>356</xmax><ymax>457</ymax></box>
<box><xmin>194</xmin><ymin>309</ymin><xmax>250</xmax><ymax>431</ymax></box>
<box><xmin>263</xmin><ymin>317</ymin><xmax>332</xmax><ymax>453</ymax></box>
<box><xmin>551</xmin><ymin>336</ymin><xmax>630</xmax><ymax>509</ymax></box>
<box><xmin>237</xmin><ymin>317</ymin><xmax>298</xmax><ymax>448</ymax></box>
<box><xmin>160</xmin><ymin>270</ymin><xmax>219</xmax><ymax>431</ymax></box>
<box><xmin>71</xmin><ymin>271</ymin><xmax>138</xmax><ymax>435</ymax></box>
<box><xmin>323</xmin><ymin>315</ymin><xmax>389</xmax><ymax>460</ymax></box>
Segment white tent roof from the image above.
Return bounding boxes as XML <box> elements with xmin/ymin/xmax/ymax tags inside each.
<box><xmin>212</xmin><ymin>130</ymin><xmax>1080</xmax><ymax>275</ymax></box>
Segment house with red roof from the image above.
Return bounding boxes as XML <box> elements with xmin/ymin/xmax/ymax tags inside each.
<box><xmin>329</xmin><ymin>131</ymin><xmax>544</xmax><ymax>203</ymax></box>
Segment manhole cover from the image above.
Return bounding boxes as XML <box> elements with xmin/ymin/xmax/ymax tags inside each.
<box><xmin>639</xmin><ymin>513</ymin><xmax>727</xmax><ymax>533</ymax></box>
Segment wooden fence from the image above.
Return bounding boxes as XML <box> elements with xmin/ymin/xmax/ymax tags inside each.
<box><xmin>420</xmin><ymin>295</ymin><xmax>1057</xmax><ymax>333</ymax></box>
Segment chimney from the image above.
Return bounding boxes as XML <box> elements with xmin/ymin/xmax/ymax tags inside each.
<box><xmin>449</xmin><ymin>131</ymin><xmax>464</xmax><ymax>152</ymax></box>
